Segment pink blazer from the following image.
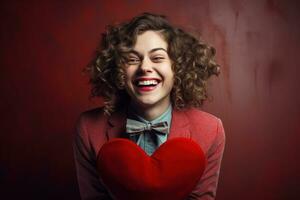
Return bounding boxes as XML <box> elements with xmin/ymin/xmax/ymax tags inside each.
<box><xmin>74</xmin><ymin>107</ymin><xmax>225</xmax><ymax>200</ymax></box>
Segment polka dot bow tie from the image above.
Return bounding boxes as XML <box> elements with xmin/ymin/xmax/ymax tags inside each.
<box><xmin>126</xmin><ymin>118</ymin><xmax>169</xmax><ymax>136</ymax></box>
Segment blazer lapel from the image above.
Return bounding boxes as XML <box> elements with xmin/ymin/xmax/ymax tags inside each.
<box><xmin>168</xmin><ymin>109</ymin><xmax>192</xmax><ymax>139</ymax></box>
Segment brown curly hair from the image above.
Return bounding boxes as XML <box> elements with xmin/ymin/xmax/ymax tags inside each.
<box><xmin>84</xmin><ymin>12</ymin><xmax>220</xmax><ymax>116</ymax></box>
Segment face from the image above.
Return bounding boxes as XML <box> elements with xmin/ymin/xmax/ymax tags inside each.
<box><xmin>123</xmin><ymin>30</ymin><xmax>174</xmax><ymax>110</ymax></box>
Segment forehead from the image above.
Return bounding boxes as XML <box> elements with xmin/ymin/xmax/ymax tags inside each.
<box><xmin>133</xmin><ymin>30</ymin><xmax>168</xmax><ymax>53</ymax></box>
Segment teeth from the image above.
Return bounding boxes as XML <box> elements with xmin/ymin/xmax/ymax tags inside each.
<box><xmin>137</xmin><ymin>80</ymin><xmax>158</xmax><ymax>86</ymax></box>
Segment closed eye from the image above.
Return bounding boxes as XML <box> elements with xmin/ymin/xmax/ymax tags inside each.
<box><xmin>126</xmin><ymin>57</ymin><xmax>140</xmax><ymax>65</ymax></box>
<box><xmin>151</xmin><ymin>57</ymin><xmax>165</xmax><ymax>63</ymax></box>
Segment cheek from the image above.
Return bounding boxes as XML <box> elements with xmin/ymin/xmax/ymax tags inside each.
<box><xmin>161</xmin><ymin>67</ymin><xmax>174</xmax><ymax>81</ymax></box>
<box><xmin>124</xmin><ymin>67</ymin><xmax>135</xmax><ymax>83</ymax></box>
<box><xmin>167</xmin><ymin>70</ymin><xmax>175</xmax><ymax>89</ymax></box>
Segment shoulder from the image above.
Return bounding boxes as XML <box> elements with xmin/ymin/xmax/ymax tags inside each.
<box><xmin>183</xmin><ymin>107</ymin><xmax>221</xmax><ymax>125</ymax></box>
<box><xmin>74</xmin><ymin>107</ymin><xmax>111</xmax><ymax>152</ymax></box>
<box><xmin>183</xmin><ymin>108</ymin><xmax>225</xmax><ymax>150</ymax></box>
<box><xmin>78</xmin><ymin>107</ymin><xmax>106</xmax><ymax>122</ymax></box>
<box><xmin>75</xmin><ymin>107</ymin><xmax>108</xmax><ymax>138</ymax></box>
<box><xmin>76</xmin><ymin>107</ymin><xmax>108</xmax><ymax>129</ymax></box>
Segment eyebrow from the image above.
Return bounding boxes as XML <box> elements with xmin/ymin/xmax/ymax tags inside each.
<box><xmin>149</xmin><ymin>48</ymin><xmax>167</xmax><ymax>53</ymax></box>
<box><xmin>129</xmin><ymin>48</ymin><xmax>168</xmax><ymax>57</ymax></box>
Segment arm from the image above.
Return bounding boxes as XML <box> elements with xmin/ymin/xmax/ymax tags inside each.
<box><xmin>73</xmin><ymin>115</ymin><xmax>113</xmax><ymax>200</ymax></box>
<box><xmin>188</xmin><ymin>119</ymin><xmax>226</xmax><ymax>200</ymax></box>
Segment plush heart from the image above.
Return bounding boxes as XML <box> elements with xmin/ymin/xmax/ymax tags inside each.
<box><xmin>97</xmin><ymin>137</ymin><xmax>206</xmax><ymax>200</ymax></box>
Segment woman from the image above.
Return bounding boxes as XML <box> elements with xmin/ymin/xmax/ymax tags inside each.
<box><xmin>74</xmin><ymin>12</ymin><xmax>225</xmax><ymax>200</ymax></box>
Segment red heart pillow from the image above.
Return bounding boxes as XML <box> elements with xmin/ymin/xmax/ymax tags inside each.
<box><xmin>97</xmin><ymin>137</ymin><xmax>206</xmax><ymax>200</ymax></box>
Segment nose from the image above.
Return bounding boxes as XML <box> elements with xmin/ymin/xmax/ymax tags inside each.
<box><xmin>139</xmin><ymin>57</ymin><xmax>153</xmax><ymax>73</ymax></box>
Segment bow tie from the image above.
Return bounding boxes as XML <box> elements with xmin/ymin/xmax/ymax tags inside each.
<box><xmin>126</xmin><ymin>118</ymin><xmax>169</xmax><ymax>136</ymax></box>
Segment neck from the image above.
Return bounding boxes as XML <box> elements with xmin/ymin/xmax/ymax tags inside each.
<box><xmin>130</xmin><ymin>100</ymin><xmax>171</xmax><ymax>121</ymax></box>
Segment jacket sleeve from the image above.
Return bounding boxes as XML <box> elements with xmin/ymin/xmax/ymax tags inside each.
<box><xmin>73</xmin><ymin>115</ymin><xmax>113</xmax><ymax>200</ymax></box>
<box><xmin>188</xmin><ymin>118</ymin><xmax>226</xmax><ymax>200</ymax></box>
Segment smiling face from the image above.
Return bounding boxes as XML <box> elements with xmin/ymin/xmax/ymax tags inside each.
<box><xmin>123</xmin><ymin>30</ymin><xmax>174</xmax><ymax>114</ymax></box>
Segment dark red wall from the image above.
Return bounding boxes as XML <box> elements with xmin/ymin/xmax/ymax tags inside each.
<box><xmin>1</xmin><ymin>0</ymin><xmax>300</xmax><ymax>199</ymax></box>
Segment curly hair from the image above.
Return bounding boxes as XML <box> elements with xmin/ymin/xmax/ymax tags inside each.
<box><xmin>84</xmin><ymin>12</ymin><xmax>220</xmax><ymax>116</ymax></box>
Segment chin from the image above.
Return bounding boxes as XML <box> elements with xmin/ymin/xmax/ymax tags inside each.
<box><xmin>135</xmin><ymin>97</ymin><xmax>159</xmax><ymax>107</ymax></box>
<box><xmin>136</xmin><ymin>94</ymin><xmax>170</xmax><ymax>108</ymax></box>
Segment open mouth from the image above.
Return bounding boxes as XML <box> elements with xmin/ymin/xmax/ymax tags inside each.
<box><xmin>133</xmin><ymin>78</ymin><xmax>161</xmax><ymax>91</ymax></box>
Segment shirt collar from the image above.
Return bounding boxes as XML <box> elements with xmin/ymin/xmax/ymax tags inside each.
<box><xmin>127</xmin><ymin>104</ymin><xmax>172</xmax><ymax>130</ymax></box>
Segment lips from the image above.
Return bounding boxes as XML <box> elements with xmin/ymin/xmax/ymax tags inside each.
<box><xmin>133</xmin><ymin>77</ymin><xmax>161</xmax><ymax>92</ymax></box>
<box><xmin>134</xmin><ymin>77</ymin><xmax>161</xmax><ymax>86</ymax></box>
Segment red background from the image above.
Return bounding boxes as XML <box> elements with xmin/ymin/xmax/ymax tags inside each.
<box><xmin>1</xmin><ymin>0</ymin><xmax>300</xmax><ymax>199</ymax></box>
